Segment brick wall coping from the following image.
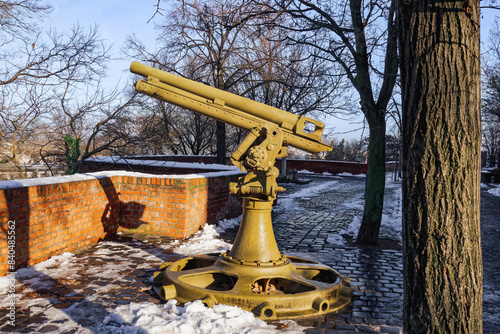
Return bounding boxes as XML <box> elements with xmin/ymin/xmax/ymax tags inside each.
<box><xmin>0</xmin><ymin>169</ymin><xmax>243</xmax><ymax>190</ymax></box>
<box><xmin>125</xmin><ymin>155</ymin><xmax>368</xmax><ymax>165</ymax></box>
<box><xmin>88</xmin><ymin>156</ymin><xmax>238</xmax><ymax>172</ymax></box>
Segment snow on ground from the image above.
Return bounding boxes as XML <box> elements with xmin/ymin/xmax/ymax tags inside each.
<box><xmin>0</xmin><ymin>253</ymin><xmax>83</xmax><ymax>307</ymax></box>
<box><xmin>336</xmin><ymin>172</ymin><xmax>366</xmax><ymax>178</ymax></box>
<box><xmin>337</xmin><ymin>216</ymin><xmax>363</xmax><ymax>242</ymax></box>
<box><xmin>379</xmin><ymin>178</ymin><xmax>403</xmax><ymax>241</ymax></box>
<box><xmin>297</xmin><ymin>170</ymin><xmax>315</xmax><ymax>175</ymax></box>
<box><xmin>275</xmin><ymin>180</ymin><xmax>341</xmax><ymax>214</ymax></box>
<box><xmin>172</xmin><ymin>217</ymin><xmax>240</xmax><ymax>256</ymax></box>
<box><xmin>0</xmin><ymin>215</ymin><xmax>307</xmax><ymax>334</ymax></box>
<box><xmin>487</xmin><ymin>184</ymin><xmax>500</xmax><ymax>197</ymax></box>
<box><xmin>297</xmin><ymin>170</ymin><xmax>365</xmax><ymax>178</ymax></box>
<box><xmin>275</xmin><ymin>171</ymin><xmax>402</xmax><ymax>245</ymax></box>
<box><xmin>103</xmin><ymin>300</ymin><xmax>305</xmax><ymax>334</ymax></box>
<box><xmin>339</xmin><ymin>174</ymin><xmax>402</xmax><ymax>243</ymax></box>
<box><xmin>214</xmin><ymin>217</ymin><xmax>240</xmax><ymax>234</ymax></box>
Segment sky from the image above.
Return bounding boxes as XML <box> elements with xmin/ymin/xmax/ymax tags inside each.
<box><xmin>42</xmin><ymin>0</ymin><xmax>160</xmax><ymax>85</ymax></box>
<box><xmin>41</xmin><ymin>1</ymin><xmax>500</xmax><ymax>142</ymax></box>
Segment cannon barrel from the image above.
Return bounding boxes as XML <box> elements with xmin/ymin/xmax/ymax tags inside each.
<box><xmin>131</xmin><ymin>61</ymin><xmax>332</xmax><ymax>153</ymax></box>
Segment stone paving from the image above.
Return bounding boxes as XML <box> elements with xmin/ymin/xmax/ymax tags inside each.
<box><xmin>1</xmin><ymin>174</ymin><xmax>498</xmax><ymax>333</ymax></box>
<box><xmin>274</xmin><ymin>176</ymin><xmax>403</xmax><ymax>333</ymax></box>
<box><xmin>218</xmin><ymin>175</ymin><xmax>405</xmax><ymax>333</ymax></box>
<box><xmin>480</xmin><ymin>190</ymin><xmax>500</xmax><ymax>333</ymax></box>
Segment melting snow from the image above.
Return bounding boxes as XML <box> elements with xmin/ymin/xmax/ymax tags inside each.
<box><xmin>103</xmin><ymin>300</ymin><xmax>305</xmax><ymax>334</ymax></box>
<box><xmin>0</xmin><ymin>173</ymin><xmax>405</xmax><ymax>333</ymax></box>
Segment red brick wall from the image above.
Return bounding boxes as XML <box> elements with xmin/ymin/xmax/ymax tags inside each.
<box><xmin>0</xmin><ymin>171</ymin><xmax>241</xmax><ymax>277</ymax></box>
<box><xmin>120</xmin><ymin>155</ymin><xmax>370</xmax><ymax>175</ymax></box>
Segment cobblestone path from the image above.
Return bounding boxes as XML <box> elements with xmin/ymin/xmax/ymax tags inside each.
<box><xmin>481</xmin><ymin>190</ymin><xmax>500</xmax><ymax>333</ymax></box>
<box><xmin>1</xmin><ymin>174</ymin><xmax>498</xmax><ymax>333</ymax></box>
<box><xmin>272</xmin><ymin>175</ymin><xmax>404</xmax><ymax>333</ymax></box>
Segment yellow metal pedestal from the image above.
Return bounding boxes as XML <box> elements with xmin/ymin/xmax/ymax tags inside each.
<box><xmin>153</xmin><ymin>198</ymin><xmax>352</xmax><ymax>320</ymax></box>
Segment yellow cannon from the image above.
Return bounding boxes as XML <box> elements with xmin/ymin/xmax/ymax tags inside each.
<box><xmin>131</xmin><ymin>62</ymin><xmax>352</xmax><ymax>319</ymax></box>
<box><xmin>131</xmin><ymin>61</ymin><xmax>330</xmax><ymax>155</ymax></box>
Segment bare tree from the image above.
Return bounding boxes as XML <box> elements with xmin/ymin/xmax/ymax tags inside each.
<box><xmin>1</xmin><ymin>24</ymin><xmax>109</xmax><ymax>86</ymax></box>
<box><xmin>156</xmin><ymin>0</ymin><xmax>258</xmax><ymax>164</ymax></box>
<box><xmin>481</xmin><ymin>18</ymin><xmax>500</xmax><ymax>166</ymax></box>
<box><xmin>0</xmin><ymin>0</ymin><xmax>51</xmax><ymax>42</ymax></box>
<box><xmin>482</xmin><ymin>115</ymin><xmax>500</xmax><ymax>167</ymax></box>
<box><xmin>125</xmin><ymin>99</ymin><xmax>178</xmax><ymax>156</ymax></box>
<box><xmin>481</xmin><ymin>0</ymin><xmax>500</xmax><ymax>10</ymax></box>
<box><xmin>261</xmin><ymin>0</ymin><xmax>398</xmax><ymax>244</ymax></box>
<box><xmin>239</xmin><ymin>26</ymin><xmax>349</xmax><ymax>118</ymax></box>
<box><xmin>483</xmin><ymin>18</ymin><xmax>500</xmax><ymax>121</ymax></box>
<box><xmin>127</xmin><ymin>0</ymin><xmax>346</xmax><ymax>162</ymax></box>
<box><xmin>41</xmin><ymin>79</ymin><xmax>139</xmax><ymax>174</ymax></box>
<box><xmin>0</xmin><ymin>80</ymin><xmax>51</xmax><ymax>175</ymax></box>
<box><xmin>0</xmin><ymin>23</ymin><xmax>117</xmax><ymax>175</ymax></box>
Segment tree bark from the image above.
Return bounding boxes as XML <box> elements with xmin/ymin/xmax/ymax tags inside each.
<box><xmin>397</xmin><ymin>0</ymin><xmax>482</xmax><ymax>332</ymax></box>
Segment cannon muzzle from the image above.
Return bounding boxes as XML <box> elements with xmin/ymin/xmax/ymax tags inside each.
<box><xmin>130</xmin><ymin>61</ymin><xmax>332</xmax><ymax>153</ymax></box>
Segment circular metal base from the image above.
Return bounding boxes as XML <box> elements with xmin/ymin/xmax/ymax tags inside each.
<box><xmin>153</xmin><ymin>253</ymin><xmax>352</xmax><ymax>320</ymax></box>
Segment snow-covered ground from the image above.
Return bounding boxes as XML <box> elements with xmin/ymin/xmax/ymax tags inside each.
<box><xmin>0</xmin><ymin>172</ymin><xmax>406</xmax><ymax>333</ymax></box>
<box><xmin>0</xmin><ymin>215</ymin><xmax>307</xmax><ymax>333</ymax></box>
<box><xmin>338</xmin><ymin>175</ymin><xmax>402</xmax><ymax>244</ymax></box>
<box><xmin>102</xmin><ymin>300</ymin><xmax>305</xmax><ymax>334</ymax></box>
<box><xmin>274</xmin><ymin>172</ymin><xmax>402</xmax><ymax>246</ymax></box>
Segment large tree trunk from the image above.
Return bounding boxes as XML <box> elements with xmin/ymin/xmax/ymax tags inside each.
<box><xmin>398</xmin><ymin>0</ymin><xmax>482</xmax><ymax>332</ymax></box>
<box><xmin>357</xmin><ymin>110</ymin><xmax>386</xmax><ymax>244</ymax></box>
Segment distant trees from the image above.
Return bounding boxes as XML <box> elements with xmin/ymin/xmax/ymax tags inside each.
<box><xmin>0</xmin><ymin>1</ymin><xmax>145</xmax><ymax>175</ymax></box>
<box><xmin>0</xmin><ymin>0</ymin><xmax>109</xmax><ymax>174</ymax></box>
<box><xmin>483</xmin><ymin>18</ymin><xmax>500</xmax><ymax>167</ymax></box>
<box><xmin>40</xmin><ymin>81</ymin><xmax>139</xmax><ymax>174</ymax></box>
<box><xmin>0</xmin><ymin>80</ymin><xmax>48</xmax><ymax>175</ymax></box>
<box><xmin>385</xmin><ymin>134</ymin><xmax>401</xmax><ymax>163</ymax></box>
<box><xmin>482</xmin><ymin>116</ymin><xmax>500</xmax><ymax>167</ymax></box>
<box><xmin>323</xmin><ymin>137</ymin><xmax>368</xmax><ymax>162</ymax></box>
